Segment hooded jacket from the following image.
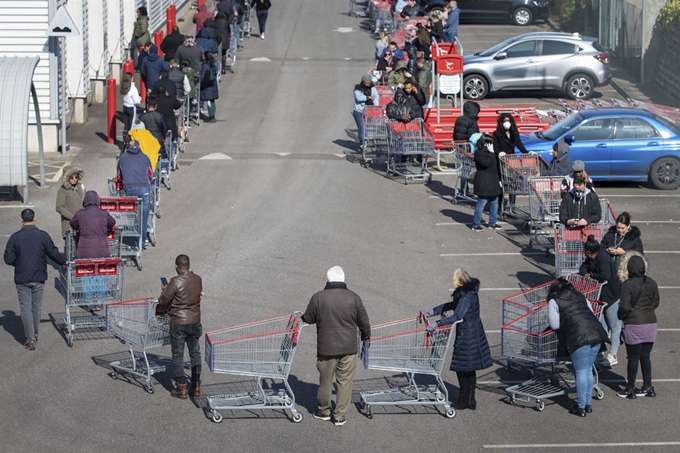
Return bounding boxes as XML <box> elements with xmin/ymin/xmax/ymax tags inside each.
<box><xmin>117</xmin><ymin>145</ymin><xmax>153</xmax><ymax>189</ymax></box>
<box><xmin>70</xmin><ymin>191</ymin><xmax>116</xmax><ymax>259</ymax></box>
<box><xmin>133</xmin><ymin>15</ymin><xmax>150</xmax><ymax>47</ymax></box>
<box><xmin>431</xmin><ymin>279</ymin><xmax>493</xmax><ymax>372</ymax></box>
<box><xmin>301</xmin><ymin>282</ymin><xmax>371</xmax><ymax>357</ymax></box>
<box><xmin>617</xmin><ymin>252</ymin><xmax>659</xmax><ymax>325</ymax></box>
<box><xmin>550</xmin><ymin>286</ymin><xmax>609</xmax><ymax>353</ymax></box>
<box><xmin>453</xmin><ymin>102</ymin><xmax>480</xmax><ymax>141</ymax></box>
<box><xmin>193</xmin><ymin>4</ymin><xmax>213</xmax><ymax>31</ymax></box>
<box><xmin>474</xmin><ymin>139</ymin><xmax>503</xmax><ymax>197</ymax></box>
<box><xmin>160</xmin><ymin>30</ymin><xmax>185</xmax><ymax>62</ymax></box>
<box><xmin>542</xmin><ymin>140</ymin><xmax>573</xmax><ymax>177</ymax></box>
<box><xmin>203</xmin><ymin>18</ymin><xmax>221</xmax><ymax>46</ymax></box>
<box><xmin>601</xmin><ymin>225</ymin><xmax>644</xmax><ymax>263</ymax></box>
<box><xmin>415</xmin><ymin>60</ymin><xmax>432</xmax><ymax>94</ymax></box>
<box><xmin>196</xmin><ymin>28</ymin><xmax>218</xmax><ymax>54</ymax></box>
<box><xmin>56</xmin><ymin>166</ymin><xmax>85</xmax><ymax>237</ymax></box>
<box><xmin>140</xmin><ymin>45</ymin><xmax>170</xmax><ymax>90</ymax></box>
<box><xmin>559</xmin><ymin>187</ymin><xmax>602</xmax><ymax>226</ymax></box>
<box><xmin>387</xmin><ymin>61</ymin><xmax>409</xmax><ymax>87</ymax></box>
<box><xmin>386</xmin><ymin>89</ymin><xmax>417</xmax><ymax>122</ymax></box>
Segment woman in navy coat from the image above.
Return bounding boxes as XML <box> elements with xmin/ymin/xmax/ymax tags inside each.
<box><xmin>426</xmin><ymin>269</ymin><xmax>493</xmax><ymax>410</ymax></box>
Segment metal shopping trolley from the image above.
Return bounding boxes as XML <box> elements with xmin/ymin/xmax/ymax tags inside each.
<box><xmin>358</xmin><ymin>313</ymin><xmax>461</xmax><ymax>419</ymax></box>
<box><xmin>451</xmin><ymin>142</ymin><xmax>476</xmax><ymax>204</ymax></box>
<box><xmin>61</xmin><ymin>258</ymin><xmax>125</xmax><ymax>347</ymax></box>
<box><xmin>106</xmin><ymin>298</ymin><xmax>171</xmax><ymax>394</ymax></box>
<box><xmin>224</xmin><ymin>19</ymin><xmax>238</xmax><ymax>74</ymax></box>
<box><xmin>65</xmin><ymin>228</ymin><xmax>122</xmax><ymax>260</ymax></box>
<box><xmin>108</xmin><ymin>177</ymin><xmax>125</xmax><ymax>197</ymax></box>
<box><xmin>205</xmin><ymin>313</ymin><xmax>307</xmax><ymax>423</ymax></box>
<box><xmin>527</xmin><ymin>177</ymin><xmax>564</xmax><ymax>251</ymax></box>
<box><xmin>499</xmin><ymin>153</ymin><xmax>548</xmax><ymax>220</ymax></box>
<box><xmin>386</xmin><ymin>119</ymin><xmax>434</xmax><ymax>184</ymax></box>
<box><xmin>362</xmin><ymin>106</ymin><xmax>389</xmax><ymax>166</ymax></box>
<box><xmin>159</xmin><ymin>133</ymin><xmax>177</xmax><ymax>191</ymax></box>
<box><xmin>100</xmin><ymin>197</ymin><xmax>145</xmax><ymax>271</ymax></box>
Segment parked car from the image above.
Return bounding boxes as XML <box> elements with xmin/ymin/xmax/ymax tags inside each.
<box><xmin>522</xmin><ymin>108</ymin><xmax>680</xmax><ymax>190</ymax></box>
<box><xmin>425</xmin><ymin>0</ymin><xmax>548</xmax><ymax>26</ymax></box>
<box><xmin>462</xmin><ymin>32</ymin><xmax>611</xmax><ymax>100</ymax></box>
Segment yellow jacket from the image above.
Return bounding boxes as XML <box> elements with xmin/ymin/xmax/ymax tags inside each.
<box><xmin>128</xmin><ymin>129</ymin><xmax>160</xmax><ymax>172</ymax></box>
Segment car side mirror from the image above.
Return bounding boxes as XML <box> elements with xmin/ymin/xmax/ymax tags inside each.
<box><xmin>494</xmin><ymin>52</ymin><xmax>508</xmax><ymax>60</ymax></box>
<box><xmin>565</xmin><ymin>134</ymin><xmax>575</xmax><ymax>145</ymax></box>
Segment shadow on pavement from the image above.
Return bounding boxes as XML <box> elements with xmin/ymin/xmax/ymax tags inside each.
<box><xmin>0</xmin><ymin>310</ymin><xmax>25</xmax><ymax>345</ymax></box>
<box><xmin>91</xmin><ymin>350</ymin><xmax>174</xmax><ymax>394</ymax></box>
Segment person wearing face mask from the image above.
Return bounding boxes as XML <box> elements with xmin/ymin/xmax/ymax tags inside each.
<box><xmin>601</xmin><ymin>212</ymin><xmax>644</xmax><ymax>266</ymax></box>
<box><xmin>471</xmin><ymin>134</ymin><xmax>503</xmax><ymax>232</ymax></box>
<box><xmin>493</xmin><ymin>113</ymin><xmax>531</xmax><ymax>215</ymax></box>
<box><xmin>580</xmin><ymin>235</ymin><xmax>621</xmax><ymax>368</ymax></box>
<box><xmin>559</xmin><ymin>177</ymin><xmax>602</xmax><ymax>228</ymax></box>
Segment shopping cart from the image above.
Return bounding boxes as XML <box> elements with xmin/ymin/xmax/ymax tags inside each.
<box><xmin>241</xmin><ymin>5</ymin><xmax>253</xmax><ymax>38</ymax></box>
<box><xmin>386</xmin><ymin>119</ymin><xmax>434</xmax><ymax>184</ymax></box>
<box><xmin>554</xmin><ymin>200</ymin><xmax>614</xmax><ymax>277</ymax></box>
<box><xmin>499</xmin><ymin>153</ymin><xmax>548</xmax><ymax>220</ymax></box>
<box><xmin>362</xmin><ymin>106</ymin><xmax>390</xmax><ymax>166</ymax></box>
<box><xmin>205</xmin><ymin>313</ymin><xmax>307</xmax><ymax>423</ymax></box>
<box><xmin>359</xmin><ymin>313</ymin><xmax>461</xmax><ymax>419</ymax></box>
<box><xmin>224</xmin><ymin>19</ymin><xmax>238</xmax><ymax>74</ymax></box>
<box><xmin>159</xmin><ymin>133</ymin><xmax>177</xmax><ymax>191</ymax></box>
<box><xmin>61</xmin><ymin>258</ymin><xmax>125</xmax><ymax>347</ymax></box>
<box><xmin>100</xmin><ymin>197</ymin><xmax>144</xmax><ymax>271</ymax></box>
<box><xmin>106</xmin><ymin>298</ymin><xmax>171</xmax><ymax>394</ymax></box>
<box><xmin>65</xmin><ymin>228</ymin><xmax>122</xmax><ymax>260</ymax></box>
<box><xmin>108</xmin><ymin>177</ymin><xmax>125</xmax><ymax>197</ymax></box>
<box><xmin>349</xmin><ymin>0</ymin><xmax>368</xmax><ymax>17</ymax></box>
<box><xmin>451</xmin><ymin>142</ymin><xmax>476</xmax><ymax>204</ymax></box>
<box><xmin>372</xmin><ymin>3</ymin><xmax>394</xmax><ymax>34</ymax></box>
<box><xmin>501</xmin><ymin>292</ymin><xmax>606</xmax><ymax>411</ymax></box>
<box><xmin>527</xmin><ymin>177</ymin><xmax>564</xmax><ymax>251</ymax></box>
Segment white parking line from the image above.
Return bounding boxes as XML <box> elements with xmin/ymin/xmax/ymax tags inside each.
<box><xmin>478</xmin><ymin>378</ymin><xmax>680</xmax><ymax>385</ymax></box>
<box><xmin>483</xmin><ymin>442</ymin><xmax>680</xmax><ymax>449</ymax></box>
<box><xmin>441</xmin><ymin>251</ymin><xmax>680</xmax><ymax>257</ymax></box>
<box><xmin>600</xmin><ymin>194</ymin><xmax>680</xmax><ymax>197</ymax></box>
<box><xmin>436</xmin><ymin>220</ymin><xmax>680</xmax><ymax>225</ymax></box>
<box><xmin>486</xmin><ymin>329</ymin><xmax>680</xmax><ymax>334</ymax></box>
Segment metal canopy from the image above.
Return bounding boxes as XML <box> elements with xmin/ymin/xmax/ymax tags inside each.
<box><xmin>0</xmin><ymin>56</ymin><xmax>44</xmax><ymax>203</ymax></box>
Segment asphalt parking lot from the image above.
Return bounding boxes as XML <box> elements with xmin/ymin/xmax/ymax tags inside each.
<box><xmin>1</xmin><ymin>2</ymin><xmax>679</xmax><ymax>452</ymax></box>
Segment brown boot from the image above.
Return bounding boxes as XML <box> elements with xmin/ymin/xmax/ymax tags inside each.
<box><xmin>171</xmin><ymin>382</ymin><xmax>188</xmax><ymax>399</ymax></box>
<box><xmin>189</xmin><ymin>381</ymin><xmax>201</xmax><ymax>397</ymax></box>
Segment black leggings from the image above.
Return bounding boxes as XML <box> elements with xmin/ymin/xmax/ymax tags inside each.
<box><xmin>257</xmin><ymin>10</ymin><xmax>268</xmax><ymax>34</ymax></box>
<box><xmin>123</xmin><ymin>106</ymin><xmax>135</xmax><ymax>133</ymax></box>
<box><xmin>456</xmin><ymin>370</ymin><xmax>476</xmax><ymax>393</ymax></box>
<box><xmin>626</xmin><ymin>342</ymin><xmax>653</xmax><ymax>388</ymax></box>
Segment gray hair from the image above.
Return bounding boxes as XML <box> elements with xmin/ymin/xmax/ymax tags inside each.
<box><xmin>326</xmin><ymin>266</ymin><xmax>345</xmax><ymax>283</ymax></box>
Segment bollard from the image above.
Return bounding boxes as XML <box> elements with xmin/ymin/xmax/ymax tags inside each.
<box><xmin>123</xmin><ymin>59</ymin><xmax>135</xmax><ymax>83</ymax></box>
<box><xmin>107</xmin><ymin>78</ymin><xmax>116</xmax><ymax>144</ymax></box>
<box><xmin>140</xmin><ymin>77</ymin><xmax>146</xmax><ymax>104</ymax></box>
<box><xmin>167</xmin><ymin>5</ymin><xmax>176</xmax><ymax>35</ymax></box>
<box><xmin>154</xmin><ymin>30</ymin><xmax>164</xmax><ymax>57</ymax></box>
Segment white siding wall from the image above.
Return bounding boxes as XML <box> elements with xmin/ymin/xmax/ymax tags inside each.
<box><xmin>0</xmin><ymin>0</ymin><xmax>61</xmax><ymax>122</ymax></box>
<box><xmin>87</xmin><ymin>0</ymin><xmax>108</xmax><ymax>80</ymax></box>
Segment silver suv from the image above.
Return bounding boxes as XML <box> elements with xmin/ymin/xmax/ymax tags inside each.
<box><xmin>462</xmin><ymin>32</ymin><xmax>611</xmax><ymax>100</ymax></box>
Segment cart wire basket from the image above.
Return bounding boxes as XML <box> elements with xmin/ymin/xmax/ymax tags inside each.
<box><xmin>204</xmin><ymin>312</ymin><xmax>307</xmax><ymax>423</ymax></box>
<box><xmin>527</xmin><ymin>177</ymin><xmax>564</xmax><ymax>250</ymax></box>
<box><xmin>362</xmin><ymin>105</ymin><xmax>390</xmax><ymax>165</ymax></box>
<box><xmin>100</xmin><ymin>197</ymin><xmax>144</xmax><ymax>271</ymax></box>
<box><xmin>358</xmin><ymin>313</ymin><xmax>460</xmax><ymax>420</ymax></box>
<box><xmin>386</xmin><ymin>119</ymin><xmax>434</xmax><ymax>183</ymax></box>
<box><xmin>106</xmin><ymin>298</ymin><xmax>171</xmax><ymax>394</ymax></box>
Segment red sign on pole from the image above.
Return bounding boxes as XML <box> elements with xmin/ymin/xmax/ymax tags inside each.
<box><xmin>436</xmin><ymin>55</ymin><xmax>464</xmax><ymax>75</ymax></box>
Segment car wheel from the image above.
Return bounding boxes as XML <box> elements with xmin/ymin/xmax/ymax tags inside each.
<box><xmin>512</xmin><ymin>7</ymin><xmax>533</xmax><ymax>26</ymax></box>
<box><xmin>649</xmin><ymin>157</ymin><xmax>680</xmax><ymax>190</ymax></box>
<box><xmin>463</xmin><ymin>75</ymin><xmax>488</xmax><ymax>100</ymax></box>
<box><xmin>565</xmin><ymin>73</ymin><xmax>595</xmax><ymax>100</ymax></box>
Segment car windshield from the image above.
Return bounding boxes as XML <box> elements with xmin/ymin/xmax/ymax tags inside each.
<box><xmin>479</xmin><ymin>36</ymin><xmax>522</xmax><ymax>57</ymax></box>
<box><xmin>542</xmin><ymin>112</ymin><xmax>585</xmax><ymax>140</ymax></box>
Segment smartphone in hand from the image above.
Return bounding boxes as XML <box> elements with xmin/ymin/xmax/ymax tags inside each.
<box><xmin>160</xmin><ymin>277</ymin><xmax>168</xmax><ymax>286</ymax></box>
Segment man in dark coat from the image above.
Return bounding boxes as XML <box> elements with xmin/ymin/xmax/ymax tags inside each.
<box><xmin>139</xmin><ymin>45</ymin><xmax>170</xmax><ymax>92</ymax></box>
<box><xmin>138</xmin><ymin>97</ymin><xmax>168</xmax><ymax>153</ymax></box>
<box><xmin>471</xmin><ymin>135</ymin><xmax>503</xmax><ymax>231</ymax></box>
<box><xmin>386</xmin><ymin>89</ymin><xmax>417</xmax><ymax>123</ymax></box>
<box><xmin>70</xmin><ymin>191</ymin><xmax>116</xmax><ymax>259</ymax></box>
<box><xmin>214</xmin><ymin>12</ymin><xmax>231</xmax><ymax>73</ymax></box>
<box><xmin>542</xmin><ymin>140</ymin><xmax>573</xmax><ymax>177</ymax></box>
<box><xmin>196</xmin><ymin>28</ymin><xmax>218</xmax><ymax>54</ymax></box>
<box><xmin>118</xmin><ymin>142</ymin><xmax>153</xmax><ymax>248</ymax></box>
<box><xmin>453</xmin><ymin>101</ymin><xmax>480</xmax><ymax>143</ymax></box>
<box><xmin>160</xmin><ymin>26</ymin><xmax>185</xmax><ymax>62</ymax></box>
<box><xmin>301</xmin><ymin>266</ymin><xmax>371</xmax><ymax>426</ymax></box>
<box><xmin>559</xmin><ymin>176</ymin><xmax>602</xmax><ymax>227</ymax></box>
<box><xmin>154</xmin><ymin>85</ymin><xmax>182</xmax><ymax>143</ymax></box>
<box><xmin>4</xmin><ymin>209</ymin><xmax>66</xmax><ymax>350</ymax></box>
<box><xmin>403</xmin><ymin>79</ymin><xmax>425</xmax><ymax>115</ymax></box>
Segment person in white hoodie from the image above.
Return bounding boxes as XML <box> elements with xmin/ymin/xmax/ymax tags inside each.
<box><xmin>121</xmin><ymin>73</ymin><xmax>142</xmax><ymax>144</ymax></box>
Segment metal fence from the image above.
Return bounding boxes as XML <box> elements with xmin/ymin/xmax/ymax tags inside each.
<box><xmin>599</xmin><ymin>0</ymin><xmax>643</xmax><ymax>77</ymax></box>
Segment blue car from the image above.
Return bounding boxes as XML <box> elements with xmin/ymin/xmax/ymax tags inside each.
<box><xmin>522</xmin><ymin>108</ymin><xmax>680</xmax><ymax>190</ymax></box>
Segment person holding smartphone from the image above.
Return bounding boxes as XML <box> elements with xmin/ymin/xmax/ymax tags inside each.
<box><xmin>159</xmin><ymin>254</ymin><xmax>203</xmax><ymax>399</ymax></box>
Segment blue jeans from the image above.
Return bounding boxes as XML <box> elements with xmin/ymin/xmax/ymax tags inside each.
<box><xmin>472</xmin><ymin>196</ymin><xmax>498</xmax><ymax>227</ymax></box>
<box><xmin>230</xmin><ymin>23</ymin><xmax>242</xmax><ymax>43</ymax></box>
<box><xmin>170</xmin><ymin>323</ymin><xmax>202</xmax><ymax>383</ymax></box>
<box><xmin>601</xmin><ymin>300</ymin><xmax>621</xmax><ymax>357</ymax></box>
<box><xmin>16</xmin><ymin>282</ymin><xmax>44</xmax><ymax>343</ymax></box>
<box><xmin>353</xmin><ymin>110</ymin><xmax>364</xmax><ymax>145</ymax></box>
<box><xmin>570</xmin><ymin>342</ymin><xmax>600</xmax><ymax>408</ymax></box>
<box><xmin>124</xmin><ymin>186</ymin><xmax>150</xmax><ymax>247</ymax></box>
<box><xmin>442</xmin><ymin>32</ymin><xmax>456</xmax><ymax>43</ymax></box>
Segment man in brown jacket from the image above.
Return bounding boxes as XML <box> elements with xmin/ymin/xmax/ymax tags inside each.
<box><xmin>302</xmin><ymin>266</ymin><xmax>371</xmax><ymax>426</ymax></box>
<box><xmin>159</xmin><ymin>254</ymin><xmax>203</xmax><ymax>399</ymax></box>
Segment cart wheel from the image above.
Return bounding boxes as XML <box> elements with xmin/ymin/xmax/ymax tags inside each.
<box><xmin>445</xmin><ymin>408</ymin><xmax>456</xmax><ymax>419</ymax></box>
<box><xmin>145</xmin><ymin>385</ymin><xmax>154</xmax><ymax>394</ymax></box>
<box><xmin>150</xmin><ymin>235</ymin><xmax>157</xmax><ymax>247</ymax></box>
<box><xmin>282</xmin><ymin>396</ymin><xmax>293</xmax><ymax>406</ymax></box>
<box><xmin>435</xmin><ymin>393</ymin><xmax>446</xmax><ymax>403</ymax></box>
<box><xmin>366</xmin><ymin>405</ymin><xmax>373</xmax><ymax>419</ymax></box>
<box><xmin>505</xmin><ymin>396</ymin><xmax>515</xmax><ymax>405</ymax></box>
<box><xmin>110</xmin><ymin>372</ymin><xmax>117</xmax><ymax>380</ymax></box>
<box><xmin>594</xmin><ymin>388</ymin><xmax>605</xmax><ymax>400</ymax></box>
<box><xmin>212</xmin><ymin>411</ymin><xmax>223</xmax><ymax>423</ymax></box>
<box><xmin>291</xmin><ymin>412</ymin><xmax>303</xmax><ymax>423</ymax></box>
<box><xmin>120</xmin><ymin>338</ymin><xmax>126</xmax><ymax>344</ymax></box>
<box><xmin>136</xmin><ymin>260</ymin><xmax>143</xmax><ymax>271</ymax></box>
<box><xmin>536</xmin><ymin>400</ymin><xmax>545</xmax><ymax>411</ymax></box>
<box><xmin>67</xmin><ymin>335</ymin><xmax>73</xmax><ymax>348</ymax></box>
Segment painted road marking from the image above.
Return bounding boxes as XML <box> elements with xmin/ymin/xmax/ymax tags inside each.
<box><xmin>483</xmin><ymin>442</ymin><xmax>680</xmax><ymax>449</ymax></box>
<box><xmin>441</xmin><ymin>251</ymin><xmax>680</xmax><ymax>257</ymax></box>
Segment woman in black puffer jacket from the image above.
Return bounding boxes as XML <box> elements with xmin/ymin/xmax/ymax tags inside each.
<box><xmin>425</xmin><ymin>269</ymin><xmax>492</xmax><ymax>411</ymax></box>
<box><xmin>601</xmin><ymin>211</ymin><xmax>644</xmax><ymax>266</ymax></box>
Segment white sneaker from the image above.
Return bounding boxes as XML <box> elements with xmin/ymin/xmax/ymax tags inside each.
<box><xmin>260</xmin><ymin>33</ymin><xmax>265</xmax><ymax>40</ymax></box>
<box><xmin>602</xmin><ymin>354</ymin><xmax>618</xmax><ymax>367</ymax></box>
